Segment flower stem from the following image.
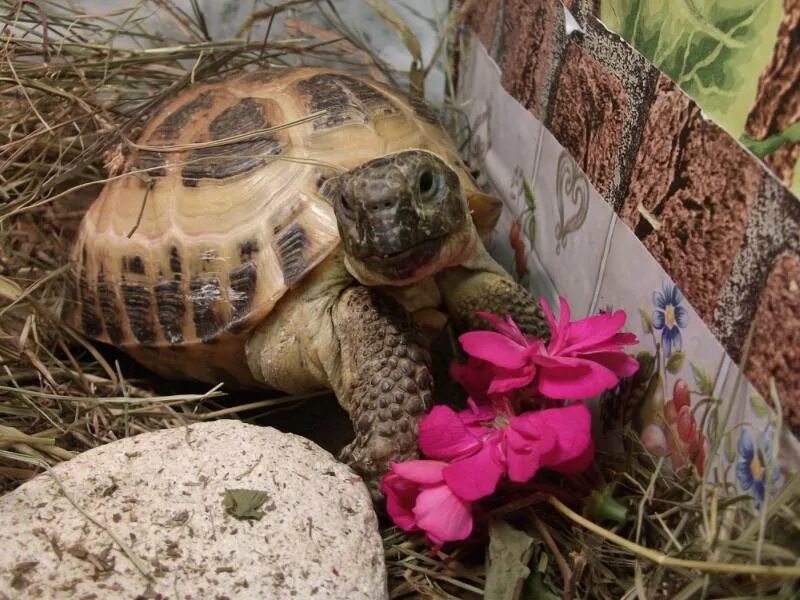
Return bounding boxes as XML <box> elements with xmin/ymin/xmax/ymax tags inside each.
<box><xmin>546</xmin><ymin>495</ymin><xmax>800</xmax><ymax>578</ymax></box>
<box><xmin>532</xmin><ymin>515</ymin><xmax>573</xmax><ymax>600</ymax></box>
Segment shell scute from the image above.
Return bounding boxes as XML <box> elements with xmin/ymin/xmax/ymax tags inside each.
<box><xmin>297</xmin><ymin>73</ymin><xmax>401</xmax><ymax>130</ymax></box>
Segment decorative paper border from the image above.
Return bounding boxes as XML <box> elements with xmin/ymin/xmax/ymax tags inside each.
<box><xmin>457</xmin><ymin>33</ymin><xmax>799</xmax><ymax>504</ymax></box>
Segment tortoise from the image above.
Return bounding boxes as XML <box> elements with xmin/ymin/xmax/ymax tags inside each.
<box><xmin>69</xmin><ymin>67</ymin><xmax>548</xmax><ymax>492</ymax></box>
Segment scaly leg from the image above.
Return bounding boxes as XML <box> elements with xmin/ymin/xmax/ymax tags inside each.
<box><xmin>332</xmin><ymin>286</ymin><xmax>433</xmax><ymax>497</ymax></box>
<box><xmin>438</xmin><ymin>266</ymin><xmax>549</xmax><ymax>339</ymax></box>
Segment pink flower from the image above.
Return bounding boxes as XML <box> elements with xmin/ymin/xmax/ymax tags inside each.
<box><xmin>381</xmin><ymin>460</ymin><xmax>473</xmax><ymax>545</ymax></box>
<box><xmin>458</xmin><ymin>313</ymin><xmax>544</xmax><ymax>395</ymax></box>
<box><xmin>458</xmin><ymin>298</ymin><xmax>639</xmax><ymax>400</ymax></box>
<box><xmin>418</xmin><ymin>401</ymin><xmax>594</xmax><ymax>501</ymax></box>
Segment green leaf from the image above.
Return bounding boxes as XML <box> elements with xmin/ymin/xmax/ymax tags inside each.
<box><xmin>600</xmin><ymin>0</ymin><xmax>783</xmax><ymax>139</ymax></box>
<box><xmin>740</xmin><ymin>121</ymin><xmax>800</xmax><ymax>158</ymax></box>
<box><xmin>585</xmin><ymin>489</ymin><xmax>628</xmax><ymax>524</ymax></box>
<box><xmin>690</xmin><ymin>362</ymin><xmax>715</xmax><ymax>397</ymax></box>
<box><xmin>639</xmin><ymin>308</ymin><xmax>653</xmax><ymax>333</ymax></box>
<box><xmin>749</xmin><ymin>393</ymin><xmax>770</xmax><ymax>418</ymax></box>
<box><xmin>666</xmin><ymin>350</ymin><xmax>685</xmax><ymax>374</ymax></box>
<box><xmin>634</xmin><ymin>351</ymin><xmax>656</xmax><ymax>381</ymax></box>
<box><xmin>486</xmin><ymin>519</ymin><xmax>535</xmax><ymax>600</ymax></box>
<box><xmin>522</xmin><ymin>570</ymin><xmax>560</xmax><ymax>600</ymax></box>
<box><xmin>521</xmin><ymin>177</ymin><xmax>537</xmax><ymax>212</ymax></box>
<box><xmin>792</xmin><ymin>153</ymin><xmax>800</xmax><ymax>198</ymax></box>
<box><xmin>223</xmin><ymin>489</ymin><xmax>269</xmax><ymax>520</ymax></box>
<box><xmin>707</xmin><ymin>407</ymin><xmax>719</xmax><ymax>445</ymax></box>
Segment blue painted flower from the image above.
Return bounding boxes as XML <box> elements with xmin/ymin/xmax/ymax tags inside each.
<box><xmin>652</xmin><ymin>282</ymin><xmax>688</xmax><ymax>357</ymax></box>
<box><xmin>736</xmin><ymin>428</ymin><xmax>779</xmax><ymax>510</ymax></box>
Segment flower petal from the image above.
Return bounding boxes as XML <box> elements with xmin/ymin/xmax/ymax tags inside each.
<box><xmin>413</xmin><ymin>484</ymin><xmax>473</xmax><ymax>543</ymax></box>
<box><xmin>653</xmin><ymin>289</ymin><xmax>667</xmax><ymax>309</ymax></box>
<box><xmin>392</xmin><ymin>460</ymin><xmax>446</xmax><ymax>484</ymax></box>
<box><xmin>561</xmin><ymin>310</ymin><xmax>627</xmax><ymax>353</ymax></box>
<box><xmin>669</xmin><ymin>284</ymin><xmax>684</xmax><ymax>306</ymax></box>
<box><xmin>738</xmin><ymin>428</ymin><xmax>754</xmax><ymax>459</ymax></box>
<box><xmin>577</xmin><ymin>350</ymin><xmax>640</xmax><ymax>378</ymax></box>
<box><xmin>661</xmin><ymin>328</ymin><xmax>673</xmax><ymax>357</ymax></box>
<box><xmin>557</xmin><ymin>297</ymin><xmax>572</xmax><ymax>329</ymax></box>
<box><xmin>669</xmin><ymin>328</ymin><xmax>683</xmax><ymax>353</ymax></box>
<box><xmin>504</xmin><ymin>422</ymin><xmax>558</xmax><ymax>482</ymax></box>
<box><xmin>641</xmin><ymin>423</ymin><xmax>668</xmax><ymax>456</ymax></box>
<box><xmin>419</xmin><ymin>406</ymin><xmax>482</xmax><ymax>460</ymax></box>
<box><xmin>475</xmin><ymin>311</ymin><xmax>529</xmax><ymax>346</ymax></box>
<box><xmin>534</xmin><ymin>356</ymin><xmax>620</xmax><ymax>400</ymax></box>
<box><xmin>532</xmin><ymin>403</ymin><xmax>595</xmax><ymax>474</ymax></box>
<box><xmin>737</xmin><ymin>458</ymin><xmax>754</xmax><ymax>491</ymax></box>
<box><xmin>459</xmin><ymin>331</ymin><xmax>529</xmax><ymax>369</ymax></box>
<box><xmin>443</xmin><ymin>439</ymin><xmax>505</xmax><ymax>501</ymax></box>
<box><xmin>486</xmin><ymin>366</ymin><xmax>537</xmax><ymax>394</ymax></box>
<box><xmin>674</xmin><ymin>305</ymin><xmax>689</xmax><ymax>328</ymax></box>
<box><xmin>459</xmin><ymin>399</ymin><xmax>496</xmax><ymax>424</ymax></box>
<box><xmin>652</xmin><ymin>309</ymin><xmax>665</xmax><ymax>330</ymax></box>
<box><xmin>450</xmin><ymin>358</ymin><xmax>494</xmax><ymax>404</ymax></box>
<box><xmin>381</xmin><ymin>472</ymin><xmax>420</xmax><ymax>531</ymax></box>
<box><xmin>676</xmin><ymin>406</ymin><xmax>698</xmax><ymax>445</ymax></box>
<box><xmin>540</xmin><ymin>296</ymin><xmax>558</xmax><ymax>333</ymax></box>
<box><xmin>552</xmin><ymin>437</ymin><xmax>595</xmax><ymax>474</ymax></box>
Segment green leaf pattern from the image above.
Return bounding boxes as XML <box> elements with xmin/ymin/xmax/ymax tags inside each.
<box><xmin>600</xmin><ymin>0</ymin><xmax>783</xmax><ymax>139</ymax></box>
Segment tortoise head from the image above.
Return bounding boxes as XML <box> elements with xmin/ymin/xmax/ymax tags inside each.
<box><xmin>326</xmin><ymin>150</ymin><xmax>480</xmax><ymax>285</ymax></box>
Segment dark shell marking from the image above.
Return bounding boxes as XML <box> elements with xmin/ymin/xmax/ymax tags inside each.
<box><xmin>136</xmin><ymin>90</ymin><xmax>216</xmax><ymax>174</ymax></box>
<box><xmin>228</xmin><ymin>262</ymin><xmax>257</xmax><ymax>329</ymax></box>
<box><xmin>137</xmin><ymin>151</ymin><xmax>167</xmax><ymax>176</ymax></box>
<box><xmin>123</xmin><ymin>256</ymin><xmax>146</xmax><ymax>275</ymax></box>
<box><xmin>121</xmin><ymin>283</ymin><xmax>156</xmax><ymax>345</ymax></box>
<box><xmin>155</xmin><ymin>91</ymin><xmax>215</xmax><ymax>141</ymax></box>
<box><xmin>239</xmin><ymin>240</ymin><xmax>259</xmax><ymax>261</ymax></box>
<box><xmin>79</xmin><ymin>269</ymin><xmax>103</xmax><ymax>339</ymax></box>
<box><xmin>181</xmin><ymin>98</ymin><xmax>285</xmax><ymax>186</ymax></box>
<box><xmin>275</xmin><ymin>224</ymin><xmax>308</xmax><ymax>285</ymax></box>
<box><xmin>190</xmin><ymin>276</ymin><xmax>222</xmax><ymax>342</ymax></box>
<box><xmin>169</xmin><ymin>246</ymin><xmax>182</xmax><ymax>278</ymax></box>
<box><xmin>155</xmin><ymin>279</ymin><xmax>186</xmax><ymax>344</ymax></box>
<box><xmin>297</xmin><ymin>74</ymin><xmax>398</xmax><ymax>130</ymax></box>
<box><xmin>97</xmin><ymin>274</ymin><xmax>124</xmax><ymax>345</ymax></box>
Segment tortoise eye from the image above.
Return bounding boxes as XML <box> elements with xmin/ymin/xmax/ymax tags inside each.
<box><xmin>418</xmin><ymin>169</ymin><xmax>438</xmax><ymax>200</ymax></box>
<box><xmin>340</xmin><ymin>193</ymin><xmax>353</xmax><ymax>212</ymax></box>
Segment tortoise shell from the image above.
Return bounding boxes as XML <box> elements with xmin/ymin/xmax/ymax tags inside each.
<box><xmin>69</xmin><ymin>67</ymin><xmax>483</xmax><ymax>384</ymax></box>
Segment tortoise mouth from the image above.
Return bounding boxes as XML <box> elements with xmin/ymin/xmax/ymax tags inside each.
<box><xmin>360</xmin><ymin>236</ymin><xmax>445</xmax><ymax>279</ymax></box>
<box><xmin>369</xmin><ymin>236</ymin><xmax>444</xmax><ymax>262</ymax></box>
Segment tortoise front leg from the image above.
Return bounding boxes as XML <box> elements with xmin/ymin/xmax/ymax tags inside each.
<box><xmin>332</xmin><ymin>286</ymin><xmax>433</xmax><ymax>496</ymax></box>
<box><xmin>438</xmin><ymin>266</ymin><xmax>550</xmax><ymax>339</ymax></box>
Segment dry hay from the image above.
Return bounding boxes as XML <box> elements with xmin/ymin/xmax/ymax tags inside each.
<box><xmin>0</xmin><ymin>2</ymin><xmax>798</xmax><ymax>599</ymax></box>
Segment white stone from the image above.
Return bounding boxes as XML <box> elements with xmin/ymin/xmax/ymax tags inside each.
<box><xmin>0</xmin><ymin>420</ymin><xmax>387</xmax><ymax>599</ymax></box>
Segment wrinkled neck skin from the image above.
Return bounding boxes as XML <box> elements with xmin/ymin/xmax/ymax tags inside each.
<box><xmin>342</xmin><ymin>222</ymin><xmax>480</xmax><ymax>287</ymax></box>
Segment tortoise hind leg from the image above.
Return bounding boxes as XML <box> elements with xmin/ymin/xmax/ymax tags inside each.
<box><xmin>332</xmin><ymin>286</ymin><xmax>433</xmax><ymax>497</ymax></box>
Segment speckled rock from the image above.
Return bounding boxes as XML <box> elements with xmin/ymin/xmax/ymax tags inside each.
<box><xmin>0</xmin><ymin>420</ymin><xmax>387</xmax><ymax>599</ymax></box>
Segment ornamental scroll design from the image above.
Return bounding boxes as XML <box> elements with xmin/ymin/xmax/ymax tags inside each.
<box><xmin>554</xmin><ymin>149</ymin><xmax>589</xmax><ymax>254</ymax></box>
